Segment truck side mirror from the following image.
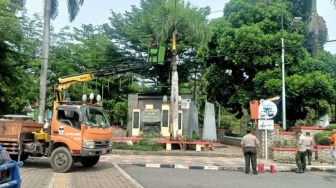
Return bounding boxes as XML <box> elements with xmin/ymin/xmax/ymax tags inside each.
<box><xmin>79</xmin><ymin>116</ymin><xmax>84</xmax><ymax>122</ymax></box>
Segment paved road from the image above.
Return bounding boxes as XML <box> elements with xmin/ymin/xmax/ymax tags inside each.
<box><xmin>120</xmin><ymin>165</ymin><xmax>336</xmax><ymax>188</ymax></box>
<box><xmin>20</xmin><ymin>157</ymin><xmax>142</xmax><ymax>188</ymax></box>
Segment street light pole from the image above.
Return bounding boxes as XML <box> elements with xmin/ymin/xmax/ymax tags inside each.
<box><xmin>261</xmin><ymin>1</ymin><xmax>287</xmax><ymax>130</ymax></box>
<box><xmin>280</xmin><ymin>6</ymin><xmax>286</xmax><ymax>130</ymax></box>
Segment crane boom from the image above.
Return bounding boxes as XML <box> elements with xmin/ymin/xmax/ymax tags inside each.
<box><xmin>54</xmin><ymin>61</ymin><xmax>153</xmax><ymax>110</ymax></box>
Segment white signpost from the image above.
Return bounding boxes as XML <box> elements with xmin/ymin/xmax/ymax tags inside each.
<box><xmin>258</xmin><ymin>99</ymin><xmax>277</xmax><ymax>160</ymax></box>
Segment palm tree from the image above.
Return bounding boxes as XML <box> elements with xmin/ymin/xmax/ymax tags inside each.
<box><xmin>138</xmin><ymin>0</ymin><xmax>210</xmax><ymax>137</ymax></box>
<box><xmin>332</xmin><ymin>0</ymin><xmax>336</xmax><ymax>8</ymax></box>
<box><xmin>38</xmin><ymin>0</ymin><xmax>84</xmax><ymax>123</ymax></box>
<box><xmin>307</xmin><ymin>0</ymin><xmax>327</xmax><ymax>59</ymax></box>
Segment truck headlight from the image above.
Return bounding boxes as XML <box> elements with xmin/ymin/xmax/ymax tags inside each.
<box><xmin>82</xmin><ymin>139</ymin><xmax>95</xmax><ymax>149</ymax></box>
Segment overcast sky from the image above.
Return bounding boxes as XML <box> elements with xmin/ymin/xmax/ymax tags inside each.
<box><xmin>25</xmin><ymin>0</ymin><xmax>336</xmax><ymax>54</ymax></box>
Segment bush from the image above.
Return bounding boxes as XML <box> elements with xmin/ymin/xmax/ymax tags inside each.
<box><xmin>192</xmin><ymin>131</ymin><xmax>201</xmax><ymax>140</ymax></box>
<box><xmin>112</xmin><ymin>137</ymin><xmax>163</xmax><ymax>151</ymax></box>
<box><xmin>138</xmin><ymin>132</ymin><xmax>163</xmax><ymax>139</ymax></box>
<box><xmin>225</xmin><ymin>132</ymin><xmax>246</xmax><ymax>138</ymax></box>
<box><xmin>314</xmin><ymin>131</ymin><xmax>332</xmax><ymax>145</ymax></box>
<box><xmin>326</xmin><ymin>124</ymin><xmax>336</xmax><ymax>131</ymax></box>
<box><xmin>272</xmin><ymin>140</ymin><xmax>296</xmax><ymax>148</ymax></box>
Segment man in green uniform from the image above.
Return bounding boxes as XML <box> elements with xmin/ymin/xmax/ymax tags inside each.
<box><xmin>305</xmin><ymin>132</ymin><xmax>314</xmax><ymax>165</ymax></box>
<box><xmin>295</xmin><ymin>130</ymin><xmax>307</xmax><ymax>173</ymax></box>
<box><xmin>241</xmin><ymin>130</ymin><xmax>261</xmax><ymax>175</ymax></box>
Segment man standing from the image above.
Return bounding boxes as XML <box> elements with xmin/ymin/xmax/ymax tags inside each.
<box><xmin>295</xmin><ymin>131</ymin><xmax>307</xmax><ymax>173</ymax></box>
<box><xmin>305</xmin><ymin>132</ymin><xmax>314</xmax><ymax>165</ymax></box>
<box><xmin>241</xmin><ymin>130</ymin><xmax>261</xmax><ymax>175</ymax></box>
<box><xmin>328</xmin><ymin>129</ymin><xmax>336</xmax><ymax>165</ymax></box>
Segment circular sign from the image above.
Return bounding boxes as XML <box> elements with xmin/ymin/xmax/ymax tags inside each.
<box><xmin>258</xmin><ymin>100</ymin><xmax>277</xmax><ymax>119</ymax></box>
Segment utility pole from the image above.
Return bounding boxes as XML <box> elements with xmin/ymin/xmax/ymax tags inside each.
<box><xmin>171</xmin><ymin>29</ymin><xmax>179</xmax><ymax>138</ymax></box>
<box><xmin>38</xmin><ymin>0</ymin><xmax>51</xmax><ymax>123</ymax></box>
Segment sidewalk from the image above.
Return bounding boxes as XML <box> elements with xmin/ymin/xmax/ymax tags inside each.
<box><xmin>105</xmin><ymin>144</ymin><xmax>336</xmax><ymax>172</ymax></box>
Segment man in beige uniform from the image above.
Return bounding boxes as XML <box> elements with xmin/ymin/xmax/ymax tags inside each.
<box><xmin>241</xmin><ymin>130</ymin><xmax>261</xmax><ymax>175</ymax></box>
<box><xmin>305</xmin><ymin>132</ymin><xmax>314</xmax><ymax>165</ymax></box>
<box><xmin>295</xmin><ymin>130</ymin><xmax>307</xmax><ymax>174</ymax></box>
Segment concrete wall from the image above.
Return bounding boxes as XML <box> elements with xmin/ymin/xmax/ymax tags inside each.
<box><xmin>316</xmin><ymin>146</ymin><xmax>333</xmax><ymax>163</ymax></box>
<box><xmin>112</xmin><ymin>127</ymin><xmax>127</xmax><ymax>137</ymax></box>
<box><xmin>220</xmin><ymin>136</ymin><xmax>242</xmax><ymax>147</ymax></box>
<box><xmin>257</xmin><ymin>126</ymin><xmax>333</xmax><ymax>163</ymax></box>
<box><xmin>255</xmin><ymin>126</ymin><xmax>280</xmax><ymax>158</ymax></box>
<box><xmin>127</xmin><ymin>93</ymin><xmax>192</xmax><ymax>136</ymax></box>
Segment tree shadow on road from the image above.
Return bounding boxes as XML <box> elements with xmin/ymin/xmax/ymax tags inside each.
<box><xmin>21</xmin><ymin>158</ymin><xmax>51</xmax><ymax>169</ymax></box>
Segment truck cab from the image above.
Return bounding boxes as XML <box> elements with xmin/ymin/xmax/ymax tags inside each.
<box><xmin>39</xmin><ymin>103</ymin><xmax>113</xmax><ymax>172</ymax></box>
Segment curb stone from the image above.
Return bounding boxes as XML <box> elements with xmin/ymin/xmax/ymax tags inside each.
<box><xmin>128</xmin><ymin>163</ymin><xmax>336</xmax><ymax>172</ymax></box>
<box><xmin>112</xmin><ymin>149</ymin><xmax>242</xmax><ymax>158</ymax></box>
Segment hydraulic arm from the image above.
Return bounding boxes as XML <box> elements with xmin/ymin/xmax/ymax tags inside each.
<box><xmin>54</xmin><ymin>61</ymin><xmax>152</xmax><ymax>110</ymax></box>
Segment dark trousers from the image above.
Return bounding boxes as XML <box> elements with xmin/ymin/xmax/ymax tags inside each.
<box><xmin>296</xmin><ymin>151</ymin><xmax>307</xmax><ymax>171</ymax></box>
<box><xmin>244</xmin><ymin>147</ymin><xmax>257</xmax><ymax>173</ymax></box>
<box><xmin>306</xmin><ymin>149</ymin><xmax>312</xmax><ymax>165</ymax></box>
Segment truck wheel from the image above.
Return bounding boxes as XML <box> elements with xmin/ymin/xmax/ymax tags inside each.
<box><xmin>80</xmin><ymin>156</ymin><xmax>100</xmax><ymax>167</ymax></box>
<box><xmin>9</xmin><ymin>154</ymin><xmax>29</xmax><ymax>161</ymax></box>
<box><xmin>50</xmin><ymin>147</ymin><xmax>74</xmax><ymax>173</ymax></box>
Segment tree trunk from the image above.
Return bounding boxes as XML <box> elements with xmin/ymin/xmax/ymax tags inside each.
<box><xmin>311</xmin><ymin>34</ymin><xmax>319</xmax><ymax>59</ymax></box>
<box><xmin>171</xmin><ymin>30</ymin><xmax>179</xmax><ymax>138</ymax></box>
<box><xmin>38</xmin><ymin>0</ymin><xmax>51</xmax><ymax>123</ymax></box>
<box><xmin>312</xmin><ymin>0</ymin><xmax>317</xmax><ymax>13</ymax></box>
<box><xmin>171</xmin><ymin>52</ymin><xmax>179</xmax><ymax>138</ymax></box>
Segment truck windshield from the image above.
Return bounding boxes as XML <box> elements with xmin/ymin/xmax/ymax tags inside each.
<box><xmin>81</xmin><ymin>107</ymin><xmax>111</xmax><ymax>128</ymax></box>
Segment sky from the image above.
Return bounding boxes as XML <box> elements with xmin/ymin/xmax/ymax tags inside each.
<box><xmin>25</xmin><ymin>0</ymin><xmax>336</xmax><ymax>54</ymax></box>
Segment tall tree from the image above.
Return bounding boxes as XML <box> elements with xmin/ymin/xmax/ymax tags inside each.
<box><xmin>332</xmin><ymin>0</ymin><xmax>336</xmax><ymax>8</ymax></box>
<box><xmin>108</xmin><ymin>0</ymin><xmax>210</xmax><ymax>137</ymax></box>
<box><xmin>201</xmin><ymin>0</ymin><xmax>336</xmax><ymax>127</ymax></box>
<box><xmin>307</xmin><ymin>0</ymin><xmax>327</xmax><ymax>59</ymax></box>
<box><xmin>0</xmin><ymin>0</ymin><xmax>35</xmax><ymax>114</ymax></box>
<box><xmin>38</xmin><ymin>0</ymin><xmax>84</xmax><ymax>123</ymax></box>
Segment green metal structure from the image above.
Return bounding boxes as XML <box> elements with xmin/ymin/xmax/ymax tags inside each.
<box><xmin>147</xmin><ymin>46</ymin><xmax>166</xmax><ymax>65</ymax></box>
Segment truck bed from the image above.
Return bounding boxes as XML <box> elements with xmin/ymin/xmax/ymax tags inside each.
<box><xmin>0</xmin><ymin>119</ymin><xmax>43</xmax><ymax>154</ymax></box>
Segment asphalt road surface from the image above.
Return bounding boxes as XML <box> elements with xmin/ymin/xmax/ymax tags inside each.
<box><xmin>119</xmin><ymin>165</ymin><xmax>336</xmax><ymax>188</ymax></box>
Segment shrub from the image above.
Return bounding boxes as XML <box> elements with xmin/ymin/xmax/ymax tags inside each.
<box><xmin>192</xmin><ymin>131</ymin><xmax>201</xmax><ymax>140</ymax></box>
<box><xmin>272</xmin><ymin>140</ymin><xmax>296</xmax><ymax>148</ymax></box>
<box><xmin>138</xmin><ymin>132</ymin><xmax>163</xmax><ymax>139</ymax></box>
<box><xmin>314</xmin><ymin>131</ymin><xmax>332</xmax><ymax>145</ymax></box>
<box><xmin>326</xmin><ymin>124</ymin><xmax>336</xmax><ymax>131</ymax></box>
<box><xmin>225</xmin><ymin>132</ymin><xmax>246</xmax><ymax>138</ymax></box>
<box><xmin>112</xmin><ymin>137</ymin><xmax>163</xmax><ymax>151</ymax></box>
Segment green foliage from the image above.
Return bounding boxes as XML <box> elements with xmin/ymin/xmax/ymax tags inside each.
<box><xmin>192</xmin><ymin>131</ymin><xmax>200</xmax><ymax>140</ymax></box>
<box><xmin>225</xmin><ymin>132</ymin><xmax>246</xmax><ymax>138</ymax></box>
<box><xmin>295</xmin><ymin>107</ymin><xmax>317</xmax><ymax>126</ymax></box>
<box><xmin>112</xmin><ymin>141</ymin><xmax>163</xmax><ymax>151</ymax></box>
<box><xmin>201</xmin><ymin>0</ymin><xmax>336</xmax><ymax>125</ymax></box>
<box><xmin>273</xmin><ymin>140</ymin><xmax>296</xmax><ymax>148</ymax></box>
<box><xmin>274</xmin><ymin>157</ymin><xmax>296</xmax><ymax>164</ymax></box>
<box><xmin>0</xmin><ymin>0</ymin><xmax>37</xmax><ymax>114</ymax></box>
<box><xmin>314</xmin><ymin>131</ymin><xmax>332</xmax><ymax>145</ymax></box>
<box><xmin>326</xmin><ymin>124</ymin><xmax>336</xmax><ymax>131</ymax></box>
<box><xmin>138</xmin><ymin>132</ymin><xmax>163</xmax><ymax>139</ymax></box>
<box><xmin>106</xmin><ymin>0</ymin><xmax>211</xmax><ymax>93</ymax></box>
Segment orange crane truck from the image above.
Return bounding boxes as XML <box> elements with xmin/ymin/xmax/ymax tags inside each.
<box><xmin>0</xmin><ymin>61</ymin><xmax>152</xmax><ymax>173</ymax></box>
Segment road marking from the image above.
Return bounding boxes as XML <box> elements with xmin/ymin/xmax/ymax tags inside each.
<box><xmin>204</xmin><ymin>166</ymin><xmax>220</xmax><ymax>170</ymax></box>
<box><xmin>113</xmin><ymin>163</ymin><xmax>144</xmax><ymax>188</ymax></box>
<box><xmin>146</xmin><ymin>163</ymin><xmax>160</xmax><ymax>168</ymax></box>
<box><xmin>48</xmin><ymin>172</ymin><xmax>71</xmax><ymax>188</ymax></box>
<box><xmin>174</xmin><ymin>164</ymin><xmax>189</xmax><ymax>169</ymax></box>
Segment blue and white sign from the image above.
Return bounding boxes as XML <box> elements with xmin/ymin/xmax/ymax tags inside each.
<box><xmin>258</xmin><ymin>99</ymin><xmax>277</xmax><ymax>119</ymax></box>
